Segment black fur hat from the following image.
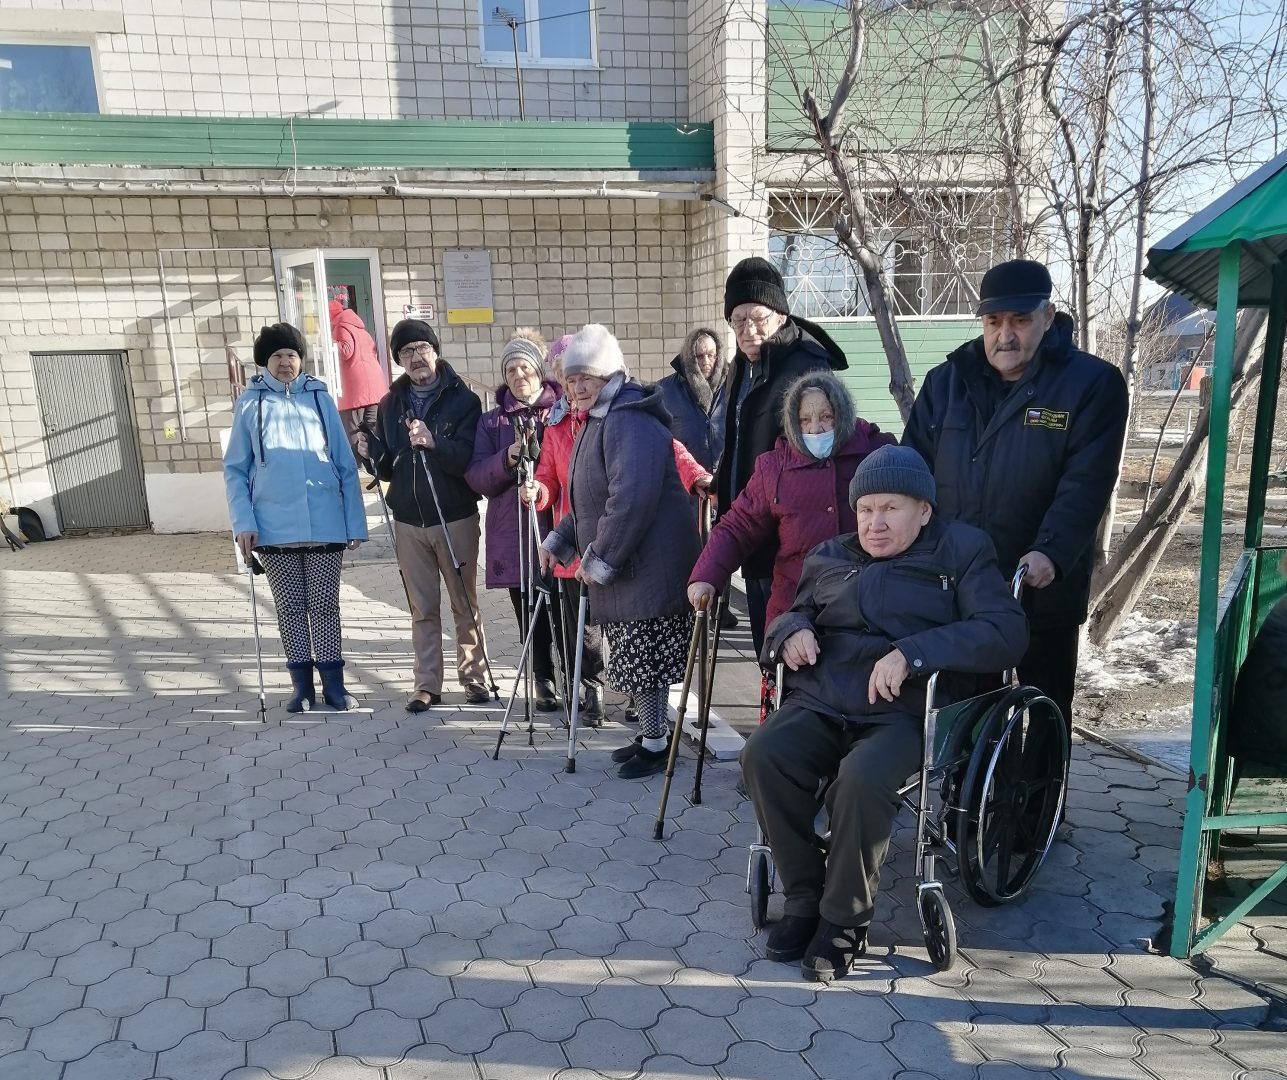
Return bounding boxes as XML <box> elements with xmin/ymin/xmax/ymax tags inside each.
<box><xmin>253</xmin><ymin>323</ymin><xmax>308</xmax><ymax>366</ymax></box>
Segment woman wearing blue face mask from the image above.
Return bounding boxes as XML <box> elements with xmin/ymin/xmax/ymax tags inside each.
<box><xmin>689</xmin><ymin>372</ymin><xmax>895</xmax><ymax>629</ymax></box>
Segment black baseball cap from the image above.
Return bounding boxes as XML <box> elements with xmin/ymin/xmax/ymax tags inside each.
<box><xmin>975</xmin><ymin>259</ymin><xmax>1053</xmax><ymax>316</ymax></box>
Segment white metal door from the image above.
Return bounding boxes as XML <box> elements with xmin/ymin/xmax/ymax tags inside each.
<box><xmin>275</xmin><ymin>250</ymin><xmax>340</xmax><ymax>396</ymax></box>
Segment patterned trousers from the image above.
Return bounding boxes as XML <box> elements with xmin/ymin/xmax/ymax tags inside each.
<box><xmin>258</xmin><ymin>549</ymin><xmax>346</xmax><ymax>664</ymax></box>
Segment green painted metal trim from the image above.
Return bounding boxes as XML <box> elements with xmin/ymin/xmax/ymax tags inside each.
<box><xmin>1201</xmin><ymin>812</ymin><xmax>1287</xmax><ymax>829</ymax></box>
<box><xmin>1170</xmin><ymin>242</ymin><xmax>1243</xmax><ymax>959</ymax></box>
<box><xmin>1190</xmin><ymin>858</ymin><xmax>1287</xmax><ymax>955</ymax></box>
<box><xmin>0</xmin><ymin>113</ymin><xmax>715</xmax><ymax>171</ymax></box>
<box><xmin>1245</xmin><ymin>264</ymin><xmax>1287</xmax><ymax>549</ymax></box>
<box><xmin>1174</xmin><ymin>157</ymin><xmax>1287</xmax><ymax>253</ymax></box>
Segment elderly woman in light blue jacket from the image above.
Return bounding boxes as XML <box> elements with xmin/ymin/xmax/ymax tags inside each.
<box><xmin>223</xmin><ymin>323</ymin><xmax>368</xmax><ymax>713</ymax></box>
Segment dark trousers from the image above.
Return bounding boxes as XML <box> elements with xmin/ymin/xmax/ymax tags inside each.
<box><xmin>742</xmin><ymin>702</ymin><xmax>922</xmax><ymax>927</ymax></box>
<box><xmin>507</xmin><ymin>587</ymin><xmax>556</xmax><ymax>683</ymax></box>
<box><xmin>545</xmin><ymin>576</ymin><xmax>605</xmax><ymax>690</ymax></box>
<box><xmin>1017</xmin><ymin>624</ymin><xmax>1080</xmax><ymax>738</ymax></box>
<box><xmin>746</xmin><ymin>575</ymin><xmax>773</xmax><ymax>659</ymax></box>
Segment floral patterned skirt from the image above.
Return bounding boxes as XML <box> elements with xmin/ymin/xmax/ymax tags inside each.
<box><xmin>603</xmin><ymin>611</ymin><xmax>695</xmax><ymax>695</ymax></box>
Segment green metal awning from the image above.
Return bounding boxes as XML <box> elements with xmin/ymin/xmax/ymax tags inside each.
<box><xmin>1144</xmin><ymin>149</ymin><xmax>1287</xmax><ymax>307</ymax></box>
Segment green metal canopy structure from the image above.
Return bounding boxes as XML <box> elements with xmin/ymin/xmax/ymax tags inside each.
<box><xmin>1143</xmin><ymin>149</ymin><xmax>1287</xmax><ymax>956</ymax></box>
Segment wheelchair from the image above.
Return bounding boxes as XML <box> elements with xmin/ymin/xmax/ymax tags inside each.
<box><xmin>745</xmin><ymin>568</ymin><xmax>1070</xmax><ymax>972</ymax></box>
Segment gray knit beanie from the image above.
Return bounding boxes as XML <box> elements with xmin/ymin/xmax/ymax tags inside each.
<box><xmin>848</xmin><ymin>445</ymin><xmax>936</xmax><ymax>508</ymax></box>
<box><xmin>500</xmin><ymin>329</ymin><xmax>548</xmax><ymax>382</ymax></box>
<box><xmin>561</xmin><ymin>323</ymin><xmax>627</xmax><ymax>379</ymax></box>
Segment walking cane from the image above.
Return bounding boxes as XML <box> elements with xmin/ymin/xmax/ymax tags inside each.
<box><xmin>493</xmin><ymin>587</ymin><xmax>550</xmax><ymax>759</ymax></box>
<box><xmin>406</xmin><ymin>417</ymin><xmax>500</xmax><ymax>700</ymax></box>
<box><xmin>690</xmin><ymin>590</ymin><xmax>728</xmax><ymax>805</ymax></box>
<box><xmin>554</xmin><ymin>577</ymin><xmax>576</xmax><ymax>730</ymax></box>
<box><xmin>653</xmin><ymin>599</ymin><xmax>709</xmax><ymax>841</ymax></box>
<box><xmin>565</xmin><ymin>589</ymin><xmax>589</xmax><ymax>773</ymax></box>
<box><xmin>243</xmin><ymin>554</ymin><xmax>268</xmax><ymax>723</ymax></box>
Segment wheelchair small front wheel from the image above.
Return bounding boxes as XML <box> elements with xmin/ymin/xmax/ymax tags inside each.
<box><xmin>748</xmin><ymin>849</ymin><xmax>771</xmax><ymax>930</ymax></box>
<box><xmin>918</xmin><ymin>888</ymin><xmax>957</xmax><ymax>971</ymax></box>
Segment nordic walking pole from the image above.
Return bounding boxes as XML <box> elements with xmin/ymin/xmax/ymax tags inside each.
<box><xmin>358</xmin><ymin>422</ymin><xmax>399</xmax><ymax>559</ymax></box>
<box><xmin>691</xmin><ymin>590</ymin><xmax>727</xmax><ymax>806</ymax></box>
<box><xmin>653</xmin><ymin>599</ymin><xmax>708</xmax><ymax>841</ymax></box>
<box><xmin>554</xmin><ymin>577</ymin><xmax>575</xmax><ymax>730</ymax></box>
<box><xmin>493</xmin><ymin>589</ymin><xmax>548</xmax><ymax>759</ymax></box>
<box><xmin>565</xmin><ymin>589</ymin><xmax>588</xmax><ymax>773</ymax></box>
<box><xmin>406</xmin><ymin>415</ymin><xmax>500</xmax><ymax>699</ymax></box>
<box><xmin>243</xmin><ymin>555</ymin><xmax>268</xmax><ymax>723</ymax></box>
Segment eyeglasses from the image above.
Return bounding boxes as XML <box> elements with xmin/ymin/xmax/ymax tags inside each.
<box><xmin>730</xmin><ymin>313</ymin><xmax>779</xmax><ymax>334</ymax></box>
<box><xmin>399</xmin><ymin>343</ymin><xmax>435</xmax><ymax>361</ymax></box>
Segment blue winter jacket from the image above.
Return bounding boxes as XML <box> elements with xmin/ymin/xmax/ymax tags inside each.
<box><xmin>223</xmin><ymin>371</ymin><xmax>369</xmax><ymax>546</ymax></box>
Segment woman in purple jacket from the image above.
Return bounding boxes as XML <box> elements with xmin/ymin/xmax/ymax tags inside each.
<box><xmin>688</xmin><ymin>372</ymin><xmax>894</xmax><ymax>627</ymax></box>
<box><xmin>466</xmin><ymin>329</ymin><xmax>563</xmax><ymax>710</ymax></box>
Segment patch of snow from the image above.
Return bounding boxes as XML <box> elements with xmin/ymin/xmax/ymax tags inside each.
<box><xmin>1079</xmin><ymin>611</ymin><xmax>1197</xmax><ymax>697</ymax></box>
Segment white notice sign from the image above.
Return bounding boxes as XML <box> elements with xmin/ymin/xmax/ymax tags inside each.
<box><xmin>443</xmin><ymin>249</ymin><xmax>494</xmax><ymax>325</ymax></box>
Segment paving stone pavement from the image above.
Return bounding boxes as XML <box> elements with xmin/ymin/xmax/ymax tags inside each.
<box><xmin>1</xmin><ymin>530</ymin><xmax>1286</xmax><ymax>1080</ymax></box>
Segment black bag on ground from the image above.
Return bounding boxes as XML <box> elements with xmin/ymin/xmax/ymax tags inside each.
<box><xmin>13</xmin><ymin>507</ymin><xmax>48</xmax><ymax>542</ymax></box>
<box><xmin>1229</xmin><ymin>597</ymin><xmax>1287</xmax><ymax>767</ymax></box>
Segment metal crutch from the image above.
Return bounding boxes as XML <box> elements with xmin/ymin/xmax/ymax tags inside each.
<box><xmin>690</xmin><ymin>590</ymin><xmax>728</xmax><ymax>805</ymax></box>
<box><xmin>243</xmin><ymin>555</ymin><xmax>268</xmax><ymax>723</ymax></box>
<box><xmin>652</xmin><ymin>599</ymin><xmax>709</xmax><ymax>841</ymax></box>
<box><xmin>565</xmin><ymin>589</ymin><xmax>589</xmax><ymax>773</ymax></box>
<box><xmin>409</xmin><ymin>436</ymin><xmax>500</xmax><ymax>700</ymax></box>
<box><xmin>493</xmin><ymin>586</ymin><xmax>550</xmax><ymax>759</ymax></box>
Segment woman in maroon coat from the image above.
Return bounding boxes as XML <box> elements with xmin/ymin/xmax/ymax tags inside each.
<box><xmin>688</xmin><ymin>372</ymin><xmax>894</xmax><ymax>628</ymax></box>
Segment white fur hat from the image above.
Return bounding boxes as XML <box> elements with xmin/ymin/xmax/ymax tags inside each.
<box><xmin>560</xmin><ymin>323</ymin><xmax>627</xmax><ymax>379</ymax></box>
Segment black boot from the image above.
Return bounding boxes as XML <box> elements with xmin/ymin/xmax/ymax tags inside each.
<box><xmin>800</xmin><ymin>919</ymin><xmax>867</xmax><ymax>982</ymax></box>
<box><xmin>580</xmin><ymin>685</ymin><xmax>603</xmax><ymax>728</ymax></box>
<box><xmin>316</xmin><ymin>660</ymin><xmax>357</xmax><ymax>711</ymax></box>
<box><xmin>764</xmin><ymin>914</ymin><xmax>819</xmax><ymax>963</ymax></box>
<box><xmin>534</xmin><ymin>678</ymin><xmax>559</xmax><ymax>713</ymax></box>
<box><xmin>285</xmin><ymin>661</ymin><xmax>315</xmax><ymax>714</ymax></box>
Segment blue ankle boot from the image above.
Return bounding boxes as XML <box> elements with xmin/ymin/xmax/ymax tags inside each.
<box><xmin>285</xmin><ymin>662</ymin><xmax>315</xmax><ymax>713</ymax></box>
<box><xmin>316</xmin><ymin>660</ymin><xmax>356</xmax><ymax>711</ymax></box>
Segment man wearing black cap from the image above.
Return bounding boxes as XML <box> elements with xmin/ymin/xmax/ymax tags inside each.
<box><xmin>716</xmin><ymin>256</ymin><xmax>848</xmax><ymax>654</ymax></box>
<box><xmin>355</xmin><ymin>319</ymin><xmax>488</xmax><ymax>709</ymax></box>
<box><xmin>902</xmin><ymin>259</ymin><xmax>1129</xmax><ymax>744</ymax></box>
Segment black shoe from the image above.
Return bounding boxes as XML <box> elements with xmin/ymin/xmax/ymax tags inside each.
<box><xmin>611</xmin><ymin>735</ymin><xmax>643</xmax><ymax>763</ymax></box>
<box><xmin>580</xmin><ymin>686</ymin><xmax>603</xmax><ymax>729</ymax></box>
<box><xmin>800</xmin><ymin>919</ymin><xmax>867</xmax><ymax>982</ymax></box>
<box><xmin>465</xmin><ymin>683</ymin><xmax>491</xmax><ymax>704</ymax></box>
<box><xmin>617</xmin><ymin>744</ymin><xmax>667</xmax><ymax>779</ymax></box>
<box><xmin>285</xmin><ymin>661</ymin><xmax>315</xmax><ymax>714</ymax></box>
<box><xmin>316</xmin><ymin>661</ymin><xmax>356</xmax><ymax>711</ymax></box>
<box><xmin>534</xmin><ymin>678</ymin><xmax>559</xmax><ymax>712</ymax></box>
<box><xmin>406</xmin><ymin>692</ymin><xmax>441</xmax><ymax>713</ymax></box>
<box><xmin>765</xmin><ymin>914</ymin><xmax>819</xmax><ymax>963</ymax></box>
<box><xmin>720</xmin><ymin>607</ymin><xmax>738</xmax><ymax>631</ymax></box>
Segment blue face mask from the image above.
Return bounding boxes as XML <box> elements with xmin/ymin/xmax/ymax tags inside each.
<box><xmin>801</xmin><ymin>430</ymin><xmax>835</xmax><ymax>459</ymax></box>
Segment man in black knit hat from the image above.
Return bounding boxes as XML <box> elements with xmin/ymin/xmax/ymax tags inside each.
<box><xmin>715</xmin><ymin>256</ymin><xmax>848</xmax><ymax>655</ymax></box>
<box><xmin>903</xmin><ymin>258</ymin><xmax>1128</xmax><ymax>749</ymax></box>
<box><xmin>355</xmin><ymin>319</ymin><xmax>489</xmax><ymax>709</ymax></box>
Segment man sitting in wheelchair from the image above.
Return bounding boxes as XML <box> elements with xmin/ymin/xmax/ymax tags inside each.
<box><xmin>742</xmin><ymin>444</ymin><xmax>1029</xmax><ymax>981</ymax></box>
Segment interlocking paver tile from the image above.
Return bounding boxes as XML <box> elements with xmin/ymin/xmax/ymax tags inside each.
<box><xmin>118</xmin><ymin>997</ymin><xmax>206</xmax><ymax>1053</ymax></box>
<box><xmin>387</xmin><ymin>1042</ymin><xmax>479</xmax><ymax>1080</ymax></box>
<box><xmin>1</xmin><ymin>894</ymin><xmax>74</xmax><ymax>933</ymax></box>
<box><xmin>26</xmin><ymin>1004</ymin><xmax>115</xmax><ymax>1062</ymax></box>
<box><xmin>419</xmin><ymin>996</ymin><xmax>508</xmax><ymax>1054</ymax></box>
<box><xmin>291</xmin><ymin>914</ymin><xmax>364</xmax><ymax>957</ymax></box>
<box><xmin>335</xmin><ymin>1008</ymin><xmax>424</xmax><ymax>1066</ymax></box>
<box><xmin>253</xmin><ymin>891</ymin><xmax>321</xmax><ymax>930</ymax></box>
<box><xmin>157</xmin><ymin>1029</ymin><xmax>245</xmax><ymax>1080</ymax></box>
<box><xmin>25</xmin><ymin>916</ymin><xmax>101</xmax><ymax>958</ymax></box>
<box><xmin>329</xmin><ymin>939</ymin><xmax>406</xmax><ymax>985</ymax></box>
<box><xmin>170</xmin><ymin>956</ymin><xmax>246</xmax><ymax>1007</ymax></box>
<box><xmin>83</xmin><ymin>966</ymin><xmax>168</xmax><ymax>1018</ymax></box>
<box><xmin>0</xmin><ymin>975</ymin><xmax>83</xmax><ymax>1028</ymax></box>
<box><xmin>0</xmin><ymin>1048</ymin><xmax>62</xmax><ymax>1080</ymax></box>
<box><xmin>61</xmin><ymin>1040</ymin><xmax>158</xmax><ymax>1080</ymax></box>
<box><xmin>52</xmin><ymin>938</ymin><xmax>133</xmax><ymax>985</ymax></box>
<box><xmin>248</xmin><ymin>947</ymin><xmax>326</xmax><ymax>997</ymax></box>
<box><xmin>294</xmin><ymin>976</ymin><xmax>374</xmax><ymax>1030</ymax></box>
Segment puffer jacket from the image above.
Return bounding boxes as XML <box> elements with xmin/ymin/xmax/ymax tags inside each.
<box><xmin>690</xmin><ymin>422</ymin><xmax>895</xmax><ymax>629</ymax></box>
<box><xmin>543</xmin><ymin>375</ymin><xmax>702</xmax><ymax>624</ymax></box>
<box><xmin>715</xmin><ymin>315</ymin><xmax>848</xmax><ymax>577</ymax></box>
<box><xmin>330</xmin><ymin>307</ymin><xmax>387</xmax><ymax>411</ymax></box>
<box><xmin>365</xmin><ymin>363</ymin><xmax>481</xmax><ymax>528</ymax></box>
<box><xmin>223</xmin><ymin>370</ymin><xmax>368</xmax><ymax>545</ymax></box>
<box><xmin>535</xmin><ymin>398</ymin><xmax>711</xmax><ymax>582</ymax></box>
<box><xmin>465</xmin><ymin>381</ymin><xmax>561</xmax><ymax>589</ymax></box>
<box><xmin>657</xmin><ymin>353</ymin><xmax>727</xmax><ymax>471</ymax></box>
<box><xmin>902</xmin><ymin>312</ymin><xmax>1128</xmax><ymax>629</ymax></box>
<box><xmin>764</xmin><ymin>517</ymin><xmax>1028</xmax><ymax>722</ymax></box>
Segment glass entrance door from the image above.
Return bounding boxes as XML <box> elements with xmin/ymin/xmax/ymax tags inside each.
<box><xmin>275</xmin><ymin>250</ymin><xmax>340</xmax><ymax>395</ymax></box>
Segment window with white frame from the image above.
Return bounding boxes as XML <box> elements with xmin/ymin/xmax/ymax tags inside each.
<box><xmin>480</xmin><ymin>1</ymin><xmax>596</xmax><ymax>65</ymax></box>
<box><xmin>0</xmin><ymin>40</ymin><xmax>99</xmax><ymax>113</ymax></box>
<box><xmin>768</xmin><ymin>191</ymin><xmax>1003</xmax><ymax>319</ymax></box>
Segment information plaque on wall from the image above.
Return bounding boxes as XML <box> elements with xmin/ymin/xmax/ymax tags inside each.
<box><xmin>443</xmin><ymin>249</ymin><xmax>494</xmax><ymax>325</ymax></box>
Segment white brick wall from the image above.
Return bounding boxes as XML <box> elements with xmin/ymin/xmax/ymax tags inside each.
<box><xmin>8</xmin><ymin>0</ymin><xmax>690</xmax><ymax>121</ymax></box>
<box><xmin>0</xmin><ymin>191</ymin><xmax>713</xmax><ymax>531</ymax></box>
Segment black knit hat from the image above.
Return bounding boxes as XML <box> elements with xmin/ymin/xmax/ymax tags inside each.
<box><xmin>389</xmin><ymin>319</ymin><xmax>440</xmax><ymax>363</ymax></box>
<box><xmin>253</xmin><ymin>323</ymin><xmax>308</xmax><ymax>367</ymax></box>
<box><xmin>976</xmin><ymin>259</ymin><xmax>1053</xmax><ymax>316</ymax></box>
<box><xmin>724</xmin><ymin>256</ymin><xmax>790</xmax><ymax>321</ymax></box>
<box><xmin>848</xmin><ymin>445</ymin><xmax>936</xmax><ymax>508</ymax></box>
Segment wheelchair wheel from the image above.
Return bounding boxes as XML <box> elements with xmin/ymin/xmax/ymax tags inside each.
<box><xmin>954</xmin><ymin>688</ymin><xmax>1068</xmax><ymax>906</ymax></box>
<box><xmin>748</xmin><ymin>849</ymin><xmax>771</xmax><ymax>930</ymax></box>
<box><xmin>918</xmin><ymin>888</ymin><xmax>957</xmax><ymax>971</ymax></box>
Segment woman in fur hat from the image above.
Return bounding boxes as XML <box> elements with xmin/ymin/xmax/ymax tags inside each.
<box><xmin>465</xmin><ymin>329</ymin><xmax>564</xmax><ymax>711</ymax></box>
<box><xmin>223</xmin><ymin>322</ymin><xmax>369</xmax><ymax>713</ymax></box>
